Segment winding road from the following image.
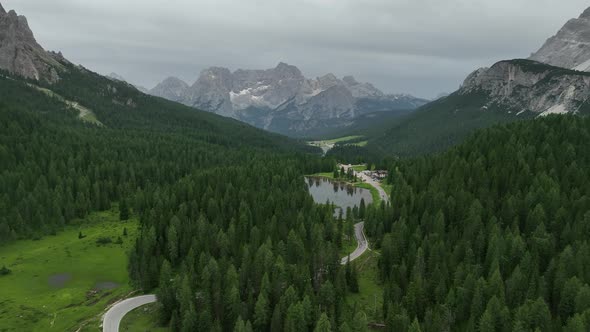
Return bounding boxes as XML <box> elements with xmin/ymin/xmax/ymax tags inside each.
<box><xmin>103</xmin><ymin>165</ymin><xmax>388</xmax><ymax>330</ymax></box>
<box><xmin>102</xmin><ymin>294</ymin><xmax>156</xmax><ymax>332</ymax></box>
<box><xmin>341</xmin><ymin>222</ymin><xmax>368</xmax><ymax>265</ymax></box>
<box><xmin>339</xmin><ymin>164</ymin><xmax>391</xmax><ymax>264</ymax></box>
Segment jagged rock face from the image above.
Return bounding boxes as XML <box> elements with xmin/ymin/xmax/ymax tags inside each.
<box><xmin>183</xmin><ymin>67</ymin><xmax>234</xmax><ymax>117</ymax></box>
<box><xmin>150</xmin><ymin>62</ymin><xmax>427</xmax><ymax>136</ymax></box>
<box><xmin>149</xmin><ymin>77</ymin><xmax>189</xmax><ymax>103</ymax></box>
<box><xmin>530</xmin><ymin>7</ymin><xmax>590</xmax><ymax>71</ymax></box>
<box><xmin>230</xmin><ymin>62</ymin><xmax>306</xmax><ymax>110</ymax></box>
<box><xmin>460</xmin><ymin>60</ymin><xmax>590</xmax><ymax>115</ymax></box>
<box><xmin>343</xmin><ymin>75</ymin><xmax>384</xmax><ymax>98</ymax></box>
<box><xmin>0</xmin><ymin>4</ymin><xmax>64</xmax><ymax>82</ymax></box>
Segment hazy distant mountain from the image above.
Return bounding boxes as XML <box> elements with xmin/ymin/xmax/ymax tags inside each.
<box><xmin>0</xmin><ymin>3</ymin><xmax>66</xmax><ymax>82</ymax></box>
<box><xmin>149</xmin><ymin>63</ymin><xmax>428</xmax><ymax>137</ymax></box>
<box><xmin>150</xmin><ymin>77</ymin><xmax>189</xmax><ymax>103</ymax></box>
<box><xmin>106</xmin><ymin>72</ymin><xmax>150</xmax><ymax>93</ymax></box>
<box><xmin>530</xmin><ymin>7</ymin><xmax>590</xmax><ymax>71</ymax></box>
<box><xmin>107</xmin><ymin>72</ymin><xmax>126</xmax><ymax>81</ymax></box>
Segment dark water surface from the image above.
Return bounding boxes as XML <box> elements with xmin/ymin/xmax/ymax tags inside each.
<box><xmin>305</xmin><ymin>176</ymin><xmax>372</xmax><ymax>216</ymax></box>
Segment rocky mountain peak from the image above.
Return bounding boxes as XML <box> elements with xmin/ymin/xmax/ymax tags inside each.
<box><xmin>342</xmin><ymin>76</ymin><xmax>358</xmax><ymax>85</ymax></box>
<box><xmin>149</xmin><ymin>62</ymin><xmax>426</xmax><ymax>136</ymax></box>
<box><xmin>529</xmin><ymin>6</ymin><xmax>590</xmax><ymax>71</ymax></box>
<box><xmin>162</xmin><ymin>76</ymin><xmax>188</xmax><ymax>85</ymax></box>
<box><xmin>580</xmin><ymin>7</ymin><xmax>590</xmax><ymax>19</ymax></box>
<box><xmin>149</xmin><ymin>76</ymin><xmax>189</xmax><ymax>103</ymax></box>
<box><xmin>317</xmin><ymin>73</ymin><xmax>342</xmax><ymax>89</ymax></box>
<box><xmin>0</xmin><ymin>4</ymin><xmax>64</xmax><ymax>82</ymax></box>
<box><xmin>107</xmin><ymin>72</ymin><xmax>126</xmax><ymax>81</ymax></box>
<box><xmin>460</xmin><ymin>60</ymin><xmax>590</xmax><ymax>116</ymax></box>
<box><xmin>197</xmin><ymin>67</ymin><xmax>233</xmax><ymax>88</ymax></box>
<box><xmin>274</xmin><ymin>62</ymin><xmax>302</xmax><ymax>78</ymax></box>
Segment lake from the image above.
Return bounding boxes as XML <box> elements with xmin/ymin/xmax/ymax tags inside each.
<box><xmin>305</xmin><ymin>176</ymin><xmax>373</xmax><ymax>216</ymax></box>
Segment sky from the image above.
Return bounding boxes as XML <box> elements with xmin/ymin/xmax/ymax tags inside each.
<box><xmin>4</xmin><ymin>0</ymin><xmax>589</xmax><ymax>99</ymax></box>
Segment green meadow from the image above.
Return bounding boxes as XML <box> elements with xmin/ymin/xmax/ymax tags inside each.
<box><xmin>119</xmin><ymin>303</ymin><xmax>166</xmax><ymax>332</ymax></box>
<box><xmin>0</xmin><ymin>208</ymin><xmax>138</xmax><ymax>332</ymax></box>
<box><xmin>346</xmin><ymin>251</ymin><xmax>383</xmax><ymax>322</ymax></box>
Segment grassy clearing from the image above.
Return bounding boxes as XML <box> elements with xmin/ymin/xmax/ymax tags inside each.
<box><xmin>347</xmin><ymin>251</ymin><xmax>383</xmax><ymax>322</ymax></box>
<box><xmin>119</xmin><ymin>303</ymin><xmax>167</xmax><ymax>332</ymax></box>
<box><xmin>322</xmin><ymin>135</ymin><xmax>364</xmax><ymax>144</ymax></box>
<box><xmin>340</xmin><ymin>236</ymin><xmax>359</xmax><ymax>258</ymax></box>
<box><xmin>354</xmin><ymin>182</ymin><xmax>381</xmax><ymax>206</ymax></box>
<box><xmin>354</xmin><ymin>140</ymin><xmax>369</xmax><ymax>147</ymax></box>
<box><xmin>26</xmin><ymin>83</ymin><xmax>104</xmax><ymax>126</ymax></box>
<box><xmin>0</xmin><ymin>207</ymin><xmax>138</xmax><ymax>332</ymax></box>
<box><xmin>352</xmin><ymin>164</ymin><xmax>367</xmax><ymax>172</ymax></box>
<box><xmin>307</xmin><ymin>172</ymin><xmax>336</xmax><ymax>179</ymax></box>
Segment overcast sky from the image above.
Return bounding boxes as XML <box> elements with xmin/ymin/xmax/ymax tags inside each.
<box><xmin>4</xmin><ymin>0</ymin><xmax>589</xmax><ymax>98</ymax></box>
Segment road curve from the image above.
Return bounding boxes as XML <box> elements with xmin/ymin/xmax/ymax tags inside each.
<box><xmin>102</xmin><ymin>294</ymin><xmax>156</xmax><ymax>332</ymax></box>
<box><xmin>341</xmin><ymin>222</ymin><xmax>368</xmax><ymax>265</ymax></box>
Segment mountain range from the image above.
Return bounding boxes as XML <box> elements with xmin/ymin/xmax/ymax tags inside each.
<box><xmin>145</xmin><ymin>64</ymin><xmax>428</xmax><ymax>137</ymax></box>
<box><xmin>336</xmin><ymin>6</ymin><xmax>590</xmax><ymax>157</ymax></box>
<box><xmin>1</xmin><ymin>0</ymin><xmax>589</xmax><ymax>157</ymax></box>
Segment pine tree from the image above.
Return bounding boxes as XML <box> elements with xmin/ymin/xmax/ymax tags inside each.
<box><xmin>314</xmin><ymin>313</ymin><xmax>332</xmax><ymax>332</ymax></box>
<box><xmin>119</xmin><ymin>198</ymin><xmax>129</xmax><ymax>221</ymax></box>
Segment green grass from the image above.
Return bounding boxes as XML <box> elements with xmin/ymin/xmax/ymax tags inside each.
<box><xmin>322</xmin><ymin>135</ymin><xmax>364</xmax><ymax>144</ymax></box>
<box><xmin>0</xmin><ymin>207</ymin><xmax>138</xmax><ymax>332</ymax></box>
<box><xmin>347</xmin><ymin>251</ymin><xmax>383</xmax><ymax>322</ymax></box>
<box><xmin>27</xmin><ymin>82</ymin><xmax>104</xmax><ymax>126</ymax></box>
<box><xmin>119</xmin><ymin>303</ymin><xmax>167</xmax><ymax>332</ymax></box>
<box><xmin>308</xmin><ymin>172</ymin><xmax>335</xmax><ymax>179</ymax></box>
<box><xmin>340</xmin><ymin>236</ymin><xmax>359</xmax><ymax>258</ymax></box>
<box><xmin>355</xmin><ymin>182</ymin><xmax>381</xmax><ymax>206</ymax></box>
<box><xmin>352</xmin><ymin>164</ymin><xmax>367</xmax><ymax>172</ymax></box>
<box><xmin>353</xmin><ymin>140</ymin><xmax>368</xmax><ymax>147</ymax></box>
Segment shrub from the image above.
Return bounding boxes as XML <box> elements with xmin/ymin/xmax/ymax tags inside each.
<box><xmin>0</xmin><ymin>265</ymin><xmax>11</xmax><ymax>276</ymax></box>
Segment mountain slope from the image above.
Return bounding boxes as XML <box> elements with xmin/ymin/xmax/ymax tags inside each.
<box><xmin>530</xmin><ymin>7</ymin><xmax>590</xmax><ymax>71</ymax></box>
<box><xmin>349</xmin><ymin>7</ymin><xmax>590</xmax><ymax>159</ymax></box>
<box><xmin>362</xmin><ymin>59</ymin><xmax>590</xmax><ymax>157</ymax></box>
<box><xmin>0</xmin><ymin>4</ymin><xmax>314</xmax><ymax>154</ymax></box>
<box><xmin>0</xmin><ymin>4</ymin><xmax>65</xmax><ymax>82</ymax></box>
<box><xmin>148</xmin><ymin>63</ymin><xmax>428</xmax><ymax>137</ymax></box>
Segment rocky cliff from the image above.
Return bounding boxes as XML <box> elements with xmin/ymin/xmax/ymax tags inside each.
<box><xmin>0</xmin><ymin>4</ymin><xmax>65</xmax><ymax>82</ymax></box>
<box><xmin>460</xmin><ymin>60</ymin><xmax>590</xmax><ymax>115</ymax></box>
<box><xmin>530</xmin><ymin>7</ymin><xmax>590</xmax><ymax>71</ymax></box>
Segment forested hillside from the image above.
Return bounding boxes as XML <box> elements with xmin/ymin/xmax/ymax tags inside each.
<box><xmin>0</xmin><ymin>70</ymin><xmax>323</xmax><ymax>241</ymax></box>
<box><xmin>325</xmin><ymin>91</ymin><xmax>522</xmax><ymax>164</ymax></box>
<box><xmin>0</xmin><ymin>69</ymin><xmax>371</xmax><ymax>330</ymax></box>
<box><xmin>363</xmin><ymin>115</ymin><xmax>590</xmax><ymax>331</ymax></box>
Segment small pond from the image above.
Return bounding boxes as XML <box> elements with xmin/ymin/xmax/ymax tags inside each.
<box><xmin>305</xmin><ymin>176</ymin><xmax>373</xmax><ymax>216</ymax></box>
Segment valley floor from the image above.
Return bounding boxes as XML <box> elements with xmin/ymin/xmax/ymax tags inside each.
<box><xmin>0</xmin><ymin>207</ymin><xmax>137</xmax><ymax>332</ymax></box>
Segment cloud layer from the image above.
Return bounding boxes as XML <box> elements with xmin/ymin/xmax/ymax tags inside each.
<box><xmin>5</xmin><ymin>0</ymin><xmax>589</xmax><ymax>98</ymax></box>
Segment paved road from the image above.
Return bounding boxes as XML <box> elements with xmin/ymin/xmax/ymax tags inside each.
<box><xmin>341</xmin><ymin>222</ymin><xmax>368</xmax><ymax>265</ymax></box>
<box><xmin>341</xmin><ymin>164</ymin><xmax>389</xmax><ymax>203</ymax></box>
<box><xmin>102</xmin><ymin>294</ymin><xmax>156</xmax><ymax>332</ymax></box>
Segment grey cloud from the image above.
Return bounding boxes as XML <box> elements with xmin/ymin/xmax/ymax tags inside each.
<box><xmin>4</xmin><ymin>0</ymin><xmax>589</xmax><ymax>98</ymax></box>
